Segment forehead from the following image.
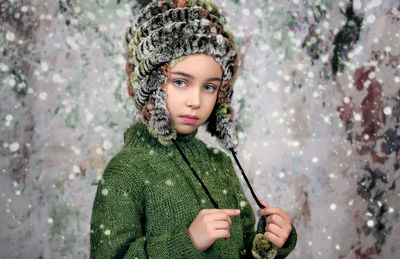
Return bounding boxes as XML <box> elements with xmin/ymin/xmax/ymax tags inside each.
<box><xmin>170</xmin><ymin>54</ymin><xmax>222</xmax><ymax>77</ymax></box>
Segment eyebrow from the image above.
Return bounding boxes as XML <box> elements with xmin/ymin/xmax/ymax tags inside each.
<box><xmin>171</xmin><ymin>71</ymin><xmax>222</xmax><ymax>82</ymax></box>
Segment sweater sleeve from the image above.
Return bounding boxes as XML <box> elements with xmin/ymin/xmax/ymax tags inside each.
<box><xmin>90</xmin><ymin>152</ymin><xmax>205</xmax><ymax>259</ymax></box>
<box><xmin>253</xmin><ymin>216</ymin><xmax>297</xmax><ymax>258</ymax></box>
<box><xmin>221</xmin><ymin>153</ymin><xmax>297</xmax><ymax>258</ymax></box>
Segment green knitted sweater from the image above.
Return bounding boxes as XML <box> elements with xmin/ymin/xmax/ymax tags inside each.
<box><xmin>90</xmin><ymin>122</ymin><xmax>297</xmax><ymax>258</ymax></box>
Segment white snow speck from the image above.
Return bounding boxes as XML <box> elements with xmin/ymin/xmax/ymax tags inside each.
<box><xmin>296</xmin><ymin>63</ymin><xmax>304</xmax><ymax>71</ymax></box>
<box><xmin>240</xmin><ymin>201</ymin><xmax>246</xmax><ymax>208</ymax></box>
<box><xmin>367</xmin><ymin>220</ymin><xmax>374</xmax><ymax>227</ymax></box>
<box><xmin>6</xmin><ymin>31</ymin><xmax>15</xmax><ymax>41</ymax></box>
<box><xmin>366</xmin><ymin>14</ymin><xmax>376</xmax><ymax>24</ymax></box>
<box><xmin>383</xmin><ymin>107</ymin><xmax>392</xmax><ymax>116</ymax></box>
<box><xmin>86</xmin><ymin>112</ymin><xmax>94</xmax><ymax>122</ymax></box>
<box><xmin>52</xmin><ymin>73</ymin><xmax>65</xmax><ymax>83</ymax></box>
<box><xmin>71</xmin><ymin>146</ymin><xmax>81</xmax><ymax>155</ymax></box>
<box><xmin>330</xmin><ymin>203</ymin><xmax>336</xmax><ymax>210</ymax></box>
<box><xmin>366</xmin><ymin>0</ymin><xmax>381</xmax><ymax>10</ymax></box>
<box><xmin>73</xmin><ymin>165</ymin><xmax>80</xmax><ymax>173</ymax></box>
<box><xmin>222</xmin><ymin>189</ymin><xmax>227</xmax><ymax>195</ymax></box>
<box><xmin>94</xmin><ymin>125</ymin><xmax>104</xmax><ymax>132</ymax></box>
<box><xmin>104</xmin><ymin>229</ymin><xmax>111</xmax><ymax>235</ymax></box>
<box><xmin>87</xmin><ymin>11</ymin><xmax>95</xmax><ymax>21</ymax></box>
<box><xmin>39</xmin><ymin>92</ymin><xmax>47</xmax><ymax>100</ymax></box>
<box><xmin>0</xmin><ymin>63</ymin><xmax>8</xmax><ymax>72</ymax></box>
<box><xmin>102</xmin><ymin>140</ymin><xmax>112</xmax><ymax>150</ymax></box>
<box><xmin>353</xmin><ymin>0</ymin><xmax>361</xmax><ymax>10</ymax></box>
<box><xmin>102</xmin><ymin>188</ymin><xmax>109</xmax><ymax>196</ymax></box>
<box><xmin>354</xmin><ymin>113</ymin><xmax>362</xmax><ymax>121</ymax></box>
<box><xmin>48</xmin><ymin>217</ymin><xmax>53</xmax><ymax>224</ymax></box>
<box><xmin>254</xmin><ymin>8</ymin><xmax>262</xmax><ymax>17</ymax></box>
<box><xmin>41</xmin><ymin>62</ymin><xmax>48</xmax><ymax>72</ymax></box>
<box><xmin>9</xmin><ymin>142</ymin><xmax>20</xmax><ymax>152</ymax></box>
<box><xmin>165</xmin><ymin>179</ymin><xmax>173</xmax><ymax>186</ymax></box>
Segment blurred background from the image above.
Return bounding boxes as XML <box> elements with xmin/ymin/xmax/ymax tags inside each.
<box><xmin>0</xmin><ymin>0</ymin><xmax>399</xmax><ymax>258</ymax></box>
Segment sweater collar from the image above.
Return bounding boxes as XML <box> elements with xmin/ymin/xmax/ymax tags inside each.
<box><xmin>124</xmin><ymin>122</ymin><xmax>198</xmax><ymax>148</ymax></box>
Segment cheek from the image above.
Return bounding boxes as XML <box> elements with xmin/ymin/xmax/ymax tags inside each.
<box><xmin>165</xmin><ymin>85</ymin><xmax>179</xmax><ymax>113</ymax></box>
<box><xmin>204</xmin><ymin>94</ymin><xmax>217</xmax><ymax>113</ymax></box>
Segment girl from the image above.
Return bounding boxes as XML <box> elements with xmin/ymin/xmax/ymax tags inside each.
<box><xmin>90</xmin><ymin>0</ymin><xmax>297</xmax><ymax>258</ymax></box>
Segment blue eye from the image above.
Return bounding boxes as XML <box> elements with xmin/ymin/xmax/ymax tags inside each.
<box><xmin>204</xmin><ymin>84</ymin><xmax>216</xmax><ymax>93</ymax></box>
<box><xmin>173</xmin><ymin>79</ymin><xmax>186</xmax><ymax>88</ymax></box>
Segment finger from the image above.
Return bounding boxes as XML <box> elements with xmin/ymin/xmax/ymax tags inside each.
<box><xmin>264</xmin><ymin>231</ymin><xmax>284</xmax><ymax>249</ymax></box>
<box><xmin>205</xmin><ymin>209</ymin><xmax>240</xmax><ymax>215</ymax></box>
<box><xmin>212</xmin><ymin>220</ymin><xmax>230</xmax><ymax>230</ymax></box>
<box><xmin>262</xmin><ymin>207</ymin><xmax>291</xmax><ymax>224</ymax></box>
<box><xmin>265</xmin><ymin>222</ymin><xmax>285</xmax><ymax>239</ymax></box>
<box><xmin>220</xmin><ymin>209</ymin><xmax>241</xmax><ymax>216</ymax></box>
<box><xmin>265</xmin><ymin>214</ymin><xmax>286</xmax><ymax>229</ymax></box>
<box><xmin>211</xmin><ymin>212</ymin><xmax>232</xmax><ymax>225</ymax></box>
<box><xmin>260</xmin><ymin>199</ymin><xmax>269</xmax><ymax>208</ymax></box>
<box><xmin>214</xmin><ymin>229</ymin><xmax>231</xmax><ymax>240</ymax></box>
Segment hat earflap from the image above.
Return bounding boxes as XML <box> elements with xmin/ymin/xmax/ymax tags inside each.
<box><xmin>148</xmin><ymin>86</ymin><xmax>177</xmax><ymax>145</ymax></box>
<box><xmin>206</xmin><ymin>102</ymin><xmax>238</xmax><ymax>149</ymax></box>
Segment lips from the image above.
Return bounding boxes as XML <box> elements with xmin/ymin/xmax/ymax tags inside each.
<box><xmin>180</xmin><ymin>115</ymin><xmax>199</xmax><ymax>124</ymax></box>
<box><xmin>181</xmin><ymin>115</ymin><xmax>199</xmax><ymax>119</ymax></box>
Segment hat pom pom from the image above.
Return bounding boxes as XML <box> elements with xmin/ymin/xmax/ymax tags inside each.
<box><xmin>251</xmin><ymin>233</ymin><xmax>278</xmax><ymax>259</ymax></box>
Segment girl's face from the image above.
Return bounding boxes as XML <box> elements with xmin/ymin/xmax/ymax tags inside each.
<box><xmin>166</xmin><ymin>54</ymin><xmax>223</xmax><ymax>134</ymax></box>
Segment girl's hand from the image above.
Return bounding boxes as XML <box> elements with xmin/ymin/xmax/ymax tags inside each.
<box><xmin>188</xmin><ymin>208</ymin><xmax>241</xmax><ymax>252</ymax></box>
<box><xmin>259</xmin><ymin>200</ymin><xmax>292</xmax><ymax>249</ymax></box>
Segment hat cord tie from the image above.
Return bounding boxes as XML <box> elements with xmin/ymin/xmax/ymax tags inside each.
<box><xmin>172</xmin><ymin>139</ymin><xmax>265</xmax><ymax>210</ymax></box>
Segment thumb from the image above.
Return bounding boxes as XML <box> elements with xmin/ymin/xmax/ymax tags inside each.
<box><xmin>260</xmin><ymin>199</ymin><xmax>269</xmax><ymax>209</ymax></box>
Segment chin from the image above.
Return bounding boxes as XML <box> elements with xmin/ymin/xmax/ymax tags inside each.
<box><xmin>175</xmin><ymin>124</ymin><xmax>199</xmax><ymax>134</ymax></box>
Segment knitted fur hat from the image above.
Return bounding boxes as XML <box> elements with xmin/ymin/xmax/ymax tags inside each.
<box><xmin>125</xmin><ymin>0</ymin><xmax>239</xmax><ymax>149</ymax></box>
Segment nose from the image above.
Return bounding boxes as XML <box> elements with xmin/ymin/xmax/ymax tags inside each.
<box><xmin>186</xmin><ymin>87</ymin><xmax>201</xmax><ymax>109</ymax></box>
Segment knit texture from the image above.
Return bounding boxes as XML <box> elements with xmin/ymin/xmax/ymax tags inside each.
<box><xmin>90</xmin><ymin>122</ymin><xmax>297</xmax><ymax>258</ymax></box>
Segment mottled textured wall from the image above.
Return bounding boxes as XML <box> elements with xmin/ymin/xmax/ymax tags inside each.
<box><xmin>1</xmin><ymin>0</ymin><xmax>399</xmax><ymax>258</ymax></box>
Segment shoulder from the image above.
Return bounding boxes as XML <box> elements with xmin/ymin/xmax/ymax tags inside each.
<box><xmin>100</xmin><ymin>147</ymin><xmax>149</xmax><ymax>189</ymax></box>
<box><xmin>195</xmin><ymin>138</ymin><xmax>233</xmax><ymax>166</ymax></box>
